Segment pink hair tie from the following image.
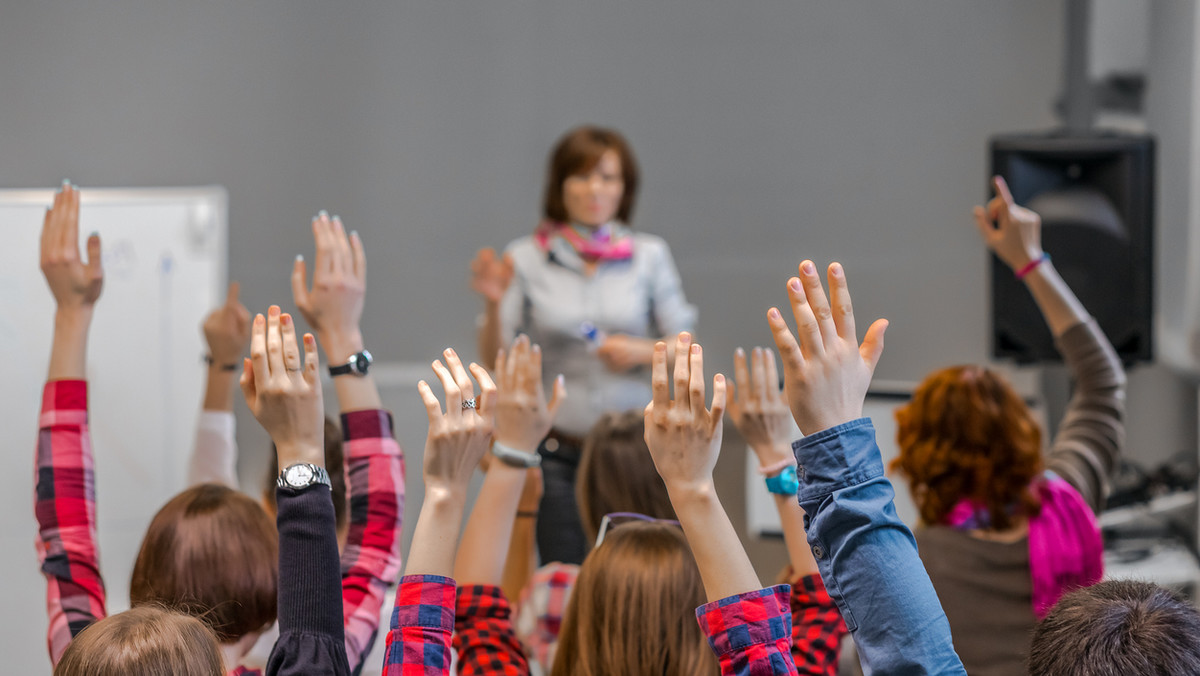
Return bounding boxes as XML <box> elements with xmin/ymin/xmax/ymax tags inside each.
<box><xmin>1015</xmin><ymin>252</ymin><xmax>1050</xmax><ymax>280</ymax></box>
<box><xmin>757</xmin><ymin>457</ymin><xmax>797</xmax><ymax>477</ymax></box>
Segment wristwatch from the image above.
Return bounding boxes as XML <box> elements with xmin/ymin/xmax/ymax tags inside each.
<box><xmin>277</xmin><ymin>463</ymin><xmax>332</xmax><ymax>492</ymax></box>
<box><xmin>492</xmin><ymin>441</ymin><xmax>542</xmax><ymax>468</ymax></box>
<box><xmin>329</xmin><ymin>349</ymin><xmax>373</xmax><ymax>377</ymax></box>
<box><xmin>764</xmin><ymin>465</ymin><xmax>800</xmax><ymax>496</ymax></box>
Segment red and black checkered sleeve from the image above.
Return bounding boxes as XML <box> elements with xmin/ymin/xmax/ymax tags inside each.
<box><xmin>790</xmin><ymin>573</ymin><xmax>846</xmax><ymax>676</ymax></box>
<box><xmin>454</xmin><ymin>584</ymin><xmax>531</xmax><ymax>676</ymax></box>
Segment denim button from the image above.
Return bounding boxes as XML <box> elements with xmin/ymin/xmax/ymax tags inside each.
<box><xmin>812</xmin><ymin>544</ymin><xmax>825</xmax><ymax>559</ymax></box>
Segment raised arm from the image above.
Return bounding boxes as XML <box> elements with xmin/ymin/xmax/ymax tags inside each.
<box><xmin>188</xmin><ymin>281</ymin><xmax>250</xmax><ymax>488</ymax></box>
<box><xmin>768</xmin><ymin>260</ymin><xmax>965</xmax><ymax>675</ymax></box>
<box><xmin>382</xmin><ymin>349</ymin><xmax>494</xmax><ymax>676</ymax></box>
<box><xmin>293</xmin><ymin>212</ymin><xmax>404</xmax><ymax>669</ymax></box>
<box><xmin>36</xmin><ymin>182</ymin><xmax>109</xmax><ymax>664</ymax></box>
<box><xmin>471</xmin><ymin>246</ymin><xmax>515</xmax><ymax>370</ymax></box>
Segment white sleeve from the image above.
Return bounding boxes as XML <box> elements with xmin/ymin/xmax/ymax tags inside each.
<box><xmin>188</xmin><ymin>410</ymin><xmax>240</xmax><ymax>488</ymax></box>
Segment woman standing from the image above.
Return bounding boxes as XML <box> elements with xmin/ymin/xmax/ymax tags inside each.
<box><xmin>471</xmin><ymin>126</ymin><xmax>697</xmax><ymax>564</ymax></box>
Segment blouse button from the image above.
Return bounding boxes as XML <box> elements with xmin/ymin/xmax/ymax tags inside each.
<box><xmin>544</xmin><ymin>438</ymin><xmax>560</xmax><ymax>453</ymax></box>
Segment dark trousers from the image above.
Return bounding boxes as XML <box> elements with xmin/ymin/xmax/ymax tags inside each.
<box><xmin>535</xmin><ymin>433</ymin><xmax>587</xmax><ymax>565</ymax></box>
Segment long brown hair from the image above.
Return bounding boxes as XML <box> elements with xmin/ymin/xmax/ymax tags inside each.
<box><xmin>552</xmin><ymin>521</ymin><xmax>716</xmax><ymax>676</ymax></box>
<box><xmin>543</xmin><ymin>126</ymin><xmax>641</xmax><ymax>225</ymax></box>
<box><xmin>576</xmin><ymin>410</ymin><xmax>676</xmax><ymax>543</ymax></box>
<box><xmin>130</xmin><ymin>484</ymin><xmax>278</xmax><ymax>642</ymax></box>
<box><xmin>54</xmin><ymin>606</ymin><xmax>224</xmax><ymax>676</ymax></box>
<box><xmin>891</xmin><ymin>365</ymin><xmax>1043</xmax><ymax>530</ymax></box>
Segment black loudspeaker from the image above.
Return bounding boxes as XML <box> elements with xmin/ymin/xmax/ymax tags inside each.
<box><xmin>990</xmin><ymin>133</ymin><xmax>1154</xmax><ymax>364</ymax></box>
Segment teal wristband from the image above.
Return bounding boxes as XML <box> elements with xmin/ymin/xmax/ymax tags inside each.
<box><xmin>764</xmin><ymin>465</ymin><xmax>799</xmax><ymax>496</ymax></box>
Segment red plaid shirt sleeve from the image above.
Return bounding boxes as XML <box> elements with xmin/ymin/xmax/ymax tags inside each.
<box><xmin>513</xmin><ymin>562</ymin><xmax>578</xmax><ymax>670</ymax></box>
<box><xmin>383</xmin><ymin>575</ymin><xmax>457</xmax><ymax>675</ymax></box>
<box><xmin>454</xmin><ymin>584</ymin><xmax>530</xmax><ymax>676</ymax></box>
<box><xmin>34</xmin><ymin>380</ymin><xmax>107</xmax><ymax>665</ymax></box>
<box><xmin>790</xmin><ymin>574</ymin><xmax>846</xmax><ymax>676</ymax></box>
<box><xmin>696</xmin><ymin>585</ymin><xmax>799</xmax><ymax>676</ymax></box>
<box><xmin>340</xmin><ymin>409</ymin><xmax>405</xmax><ymax>673</ymax></box>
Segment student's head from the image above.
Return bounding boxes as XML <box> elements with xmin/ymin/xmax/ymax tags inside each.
<box><xmin>543</xmin><ymin>126</ymin><xmax>640</xmax><ymax>227</ymax></box>
<box><xmin>130</xmin><ymin>484</ymin><xmax>277</xmax><ymax>643</ymax></box>
<box><xmin>263</xmin><ymin>416</ymin><xmax>348</xmax><ymax>542</ymax></box>
<box><xmin>890</xmin><ymin>365</ymin><xmax>1043</xmax><ymax>529</ymax></box>
<box><xmin>552</xmin><ymin>521</ymin><xmax>714</xmax><ymax>676</ymax></box>
<box><xmin>54</xmin><ymin>605</ymin><xmax>224</xmax><ymax>676</ymax></box>
<box><xmin>1029</xmin><ymin>580</ymin><xmax>1200</xmax><ymax>675</ymax></box>
<box><xmin>576</xmin><ymin>410</ymin><xmax>676</xmax><ymax>542</ymax></box>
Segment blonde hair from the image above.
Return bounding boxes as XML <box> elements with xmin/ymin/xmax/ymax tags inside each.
<box><xmin>552</xmin><ymin>521</ymin><xmax>716</xmax><ymax>676</ymax></box>
<box><xmin>54</xmin><ymin>606</ymin><xmax>223</xmax><ymax>676</ymax></box>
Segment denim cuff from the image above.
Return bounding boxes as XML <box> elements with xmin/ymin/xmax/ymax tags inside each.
<box><xmin>791</xmin><ymin>418</ymin><xmax>884</xmax><ymax>505</ymax></box>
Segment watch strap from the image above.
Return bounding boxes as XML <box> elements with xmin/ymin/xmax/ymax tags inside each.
<box><xmin>277</xmin><ymin>463</ymin><xmax>332</xmax><ymax>492</ymax></box>
<box><xmin>492</xmin><ymin>441</ymin><xmax>542</xmax><ymax>468</ymax></box>
<box><xmin>764</xmin><ymin>465</ymin><xmax>800</xmax><ymax>496</ymax></box>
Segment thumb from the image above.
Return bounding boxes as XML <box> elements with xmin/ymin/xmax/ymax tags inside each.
<box><xmin>291</xmin><ymin>255</ymin><xmax>309</xmax><ymax>308</ymax></box>
<box><xmin>85</xmin><ymin>233</ymin><xmax>103</xmax><ymax>281</ymax></box>
<box><xmin>226</xmin><ymin>280</ymin><xmax>241</xmax><ymax>307</ymax></box>
<box><xmin>239</xmin><ymin>358</ymin><xmax>257</xmax><ymax>408</ymax></box>
<box><xmin>860</xmin><ymin>318</ymin><xmax>888</xmax><ymax>373</ymax></box>
<box><xmin>547</xmin><ymin>374</ymin><xmax>567</xmax><ymax>413</ymax></box>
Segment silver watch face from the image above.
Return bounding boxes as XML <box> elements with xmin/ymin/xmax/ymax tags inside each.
<box><xmin>284</xmin><ymin>464</ymin><xmax>315</xmax><ymax>487</ymax></box>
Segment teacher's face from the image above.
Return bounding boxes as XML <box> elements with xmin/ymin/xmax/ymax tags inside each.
<box><xmin>563</xmin><ymin>150</ymin><xmax>624</xmax><ymax>227</ymax></box>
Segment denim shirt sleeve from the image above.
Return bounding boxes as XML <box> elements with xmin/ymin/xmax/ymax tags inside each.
<box><xmin>793</xmin><ymin>419</ymin><xmax>966</xmax><ymax>676</ymax></box>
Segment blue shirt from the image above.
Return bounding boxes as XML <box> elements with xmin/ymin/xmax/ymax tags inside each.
<box><xmin>793</xmin><ymin>419</ymin><xmax>967</xmax><ymax>675</ymax></box>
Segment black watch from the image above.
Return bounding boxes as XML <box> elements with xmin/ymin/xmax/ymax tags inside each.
<box><xmin>329</xmin><ymin>349</ymin><xmax>373</xmax><ymax>377</ymax></box>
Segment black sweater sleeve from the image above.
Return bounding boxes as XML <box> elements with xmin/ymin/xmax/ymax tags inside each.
<box><xmin>266</xmin><ymin>484</ymin><xmax>351</xmax><ymax>676</ymax></box>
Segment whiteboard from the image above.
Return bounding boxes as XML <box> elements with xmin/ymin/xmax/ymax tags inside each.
<box><xmin>0</xmin><ymin>188</ymin><xmax>226</xmax><ymax>674</ymax></box>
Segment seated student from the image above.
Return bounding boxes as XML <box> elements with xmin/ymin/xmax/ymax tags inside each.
<box><xmin>889</xmin><ymin>177</ymin><xmax>1125</xmax><ymax>675</ymax></box>
<box><xmin>53</xmin><ymin>606</ymin><xmax>225</xmax><ymax>676</ymax></box>
<box><xmin>186</xmin><ymin>212</ymin><xmax>404</xmax><ymax>672</ymax></box>
<box><xmin>1029</xmin><ymin>580</ymin><xmax>1200</xmax><ymax>675</ymax></box>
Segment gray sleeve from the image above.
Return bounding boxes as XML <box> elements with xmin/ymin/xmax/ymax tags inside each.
<box><xmin>1044</xmin><ymin>318</ymin><xmax>1127</xmax><ymax>513</ymax></box>
<box><xmin>498</xmin><ymin>243</ymin><xmax>527</xmax><ymax>342</ymax></box>
<box><xmin>646</xmin><ymin>239</ymin><xmax>697</xmax><ymax>336</ymax></box>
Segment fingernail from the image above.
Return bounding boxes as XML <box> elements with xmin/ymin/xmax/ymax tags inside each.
<box><xmin>789</xmin><ymin>278</ymin><xmax>801</xmax><ymax>291</ymax></box>
<box><xmin>61</xmin><ymin>179</ymin><xmax>70</xmax><ymax>187</ymax></box>
<box><xmin>680</xmin><ymin>332</ymin><xmax>691</xmax><ymax>343</ymax></box>
<box><xmin>295</xmin><ymin>254</ymin><xmax>303</xmax><ymax>262</ymax></box>
<box><xmin>269</xmin><ymin>305</ymin><xmax>280</xmax><ymax>315</ymax></box>
<box><xmin>88</xmin><ymin>231</ymin><xmax>99</xmax><ymax>239</ymax></box>
<box><xmin>691</xmin><ymin>344</ymin><xmax>701</xmax><ymax>354</ymax></box>
<box><xmin>716</xmin><ymin>373</ymin><xmax>725</xmax><ymax>383</ymax></box>
<box><xmin>735</xmin><ymin>347</ymin><xmax>745</xmax><ymax>357</ymax></box>
<box><xmin>281</xmin><ymin>314</ymin><xmax>291</xmax><ymax>325</ymax></box>
<box><xmin>769</xmin><ymin>308</ymin><xmax>781</xmax><ymax>319</ymax></box>
<box><xmin>332</xmin><ymin>215</ymin><xmax>342</xmax><ymax>224</ymax></box>
<box><xmin>318</xmin><ymin>210</ymin><xmax>329</xmax><ymax>219</ymax></box>
<box><xmin>831</xmin><ymin>263</ymin><xmax>843</xmax><ymax>277</ymax></box>
<box><xmin>802</xmin><ymin>261</ymin><xmax>815</xmax><ymax>274</ymax></box>
<box><xmin>350</xmin><ymin>230</ymin><xmax>359</xmax><ymax>238</ymax></box>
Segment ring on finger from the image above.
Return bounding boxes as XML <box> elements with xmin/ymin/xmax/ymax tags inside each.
<box><xmin>461</xmin><ymin>398</ymin><xmax>477</xmax><ymax>410</ymax></box>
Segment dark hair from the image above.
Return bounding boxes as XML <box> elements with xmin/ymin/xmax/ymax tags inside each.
<box><xmin>55</xmin><ymin>606</ymin><xmax>224</xmax><ymax>676</ymax></box>
<box><xmin>576</xmin><ymin>410</ymin><xmax>675</xmax><ymax>543</ymax></box>
<box><xmin>263</xmin><ymin>416</ymin><xmax>348</xmax><ymax>534</ymax></box>
<box><xmin>542</xmin><ymin>126</ymin><xmax>640</xmax><ymax>225</ymax></box>
<box><xmin>1029</xmin><ymin>580</ymin><xmax>1200</xmax><ymax>675</ymax></box>
<box><xmin>130</xmin><ymin>484</ymin><xmax>278</xmax><ymax>642</ymax></box>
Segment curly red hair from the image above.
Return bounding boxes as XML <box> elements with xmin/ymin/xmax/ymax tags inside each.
<box><xmin>891</xmin><ymin>365</ymin><xmax>1043</xmax><ymax>530</ymax></box>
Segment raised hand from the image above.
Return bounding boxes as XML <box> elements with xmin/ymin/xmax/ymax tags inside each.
<box><xmin>493</xmin><ymin>335</ymin><xmax>566</xmax><ymax>451</ymax></box>
<box><xmin>40</xmin><ymin>182</ymin><xmax>103</xmax><ymax>311</ymax></box>
<box><xmin>596</xmin><ymin>333</ymin><xmax>654</xmax><ymax>373</ymax></box>
<box><xmin>240</xmin><ymin>305</ymin><xmax>324</xmax><ymax>467</ymax></box>
<box><xmin>469</xmin><ymin>247</ymin><xmax>514</xmax><ymax>304</ymax></box>
<box><xmin>974</xmin><ymin>175</ymin><xmax>1043</xmax><ymax>271</ymax></box>
<box><xmin>417</xmin><ymin>348</ymin><xmax>497</xmax><ymax>498</ymax></box>
<box><xmin>767</xmin><ymin>261</ymin><xmax>887</xmax><ymax>436</ymax></box>
<box><xmin>292</xmin><ymin>212</ymin><xmax>366</xmax><ymax>361</ymax></box>
<box><xmin>643</xmin><ymin>332</ymin><xmax>726</xmax><ymax>496</ymax></box>
<box><xmin>728</xmin><ymin>346</ymin><xmax>793</xmax><ymax>468</ymax></box>
<box><xmin>203</xmin><ymin>281</ymin><xmax>251</xmax><ymax>366</ymax></box>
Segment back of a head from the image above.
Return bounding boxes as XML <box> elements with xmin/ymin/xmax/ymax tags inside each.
<box><xmin>892</xmin><ymin>365</ymin><xmax>1043</xmax><ymax>530</ymax></box>
<box><xmin>576</xmin><ymin>410</ymin><xmax>676</xmax><ymax>542</ymax></box>
<box><xmin>1029</xmin><ymin>580</ymin><xmax>1200</xmax><ymax>675</ymax></box>
<box><xmin>552</xmin><ymin>521</ymin><xmax>715</xmax><ymax>676</ymax></box>
<box><xmin>54</xmin><ymin>606</ymin><xmax>223</xmax><ymax>676</ymax></box>
<box><xmin>130</xmin><ymin>483</ymin><xmax>278</xmax><ymax>643</ymax></box>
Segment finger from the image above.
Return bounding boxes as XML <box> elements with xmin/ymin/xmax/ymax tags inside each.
<box><xmin>280</xmin><ymin>314</ymin><xmax>302</xmax><ymax>374</ymax></box>
<box><xmin>64</xmin><ymin>184</ymin><xmax>80</xmax><ymax>255</ymax></box>
<box><xmin>827</xmin><ymin>262</ymin><xmax>857</xmax><ymax>342</ymax></box>
<box><xmin>313</xmin><ymin>212</ymin><xmax>335</xmax><ymax>275</ymax></box>
<box><xmin>800</xmin><ymin>260</ymin><xmax>837</xmax><ymax>346</ymax></box>
<box><xmin>239</xmin><ymin>358</ymin><xmax>256</xmax><ymax>406</ymax></box>
<box><xmin>710</xmin><ymin>373</ymin><xmax>727</xmax><ymax>433</ymax></box>
<box><xmin>417</xmin><ymin>380</ymin><xmax>444</xmax><ymax>425</ymax></box>
<box><xmin>291</xmin><ymin>255</ymin><xmax>309</xmax><ymax>310</ymax></box>
<box><xmin>993</xmin><ymin>175</ymin><xmax>1015</xmax><ymax>207</ymax></box>
<box><xmin>673</xmin><ymin>332</ymin><xmax>692</xmax><ymax>410</ymax></box>
<box><xmin>332</xmin><ymin>216</ymin><xmax>353</xmax><ymax>276</ymax></box>
<box><xmin>266</xmin><ymin>305</ymin><xmax>285</xmax><ymax>379</ymax></box>
<box><xmin>547</xmin><ymin>372</ymin><xmax>566</xmax><ymax>414</ymax></box>
<box><xmin>508</xmin><ymin>335</ymin><xmax>526</xmax><ymax>393</ymax></box>
<box><xmin>302</xmin><ymin>333</ymin><xmax>320</xmax><ymax>387</ymax></box>
<box><xmin>85</xmin><ymin>233</ymin><xmax>103</xmax><ymax>287</ymax></box>
<box><xmin>501</xmin><ymin>252</ymin><xmax>514</xmax><ymax>275</ymax></box>
<box><xmin>987</xmin><ymin>194</ymin><xmax>1009</xmax><ymax>224</ymax></box>
<box><xmin>349</xmin><ymin>229</ymin><xmax>367</xmax><ymax>283</ymax></box>
<box><xmin>40</xmin><ymin>203</ymin><xmax>53</xmax><ymax>261</ymax></box>
<box><xmin>751</xmin><ymin>346</ymin><xmax>767</xmax><ymax>403</ymax></box>
<box><xmin>786</xmin><ymin>276</ymin><xmax>822</xmax><ymax>359</ymax></box>
<box><xmin>250</xmin><ymin>314</ymin><xmax>269</xmax><ymax>393</ymax></box>
<box><xmin>431</xmin><ymin>359</ymin><xmax>462</xmax><ymax>415</ymax></box>
<box><xmin>443</xmin><ymin>348</ymin><xmax>476</xmax><ymax>402</ymax></box>
<box><xmin>470</xmin><ymin>362</ymin><xmax>497</xmax><ymax>418</ymax></box>
<box><xmin>733</xmin><ymin>347</ymin><xmax>750</xmax><ymax>405</ymax></box>
<box><xmin>973</xmin><ymin>206</ymin><xmax>995</xmax><ymax>240</ymax></box>
<box><xmin>650</xmin><ymin>341</ymin><xmax>669</xmax><ymax>416</ymax></box>
<box><xmin>494</xmin><ymin>347</ymin><xmax>508</xmax><ymax>390</ymax></box>
<box><xmin>763</xmin><ymin>348</ymin><xmax>780</xmax><ymax>403</ymax></box>
<box><xmin>225</xmin><ymin>281</ymin><xmax>241</xmax><ymax>307</ymax></box>
<box><xmin>688</xmin><ymin>342</ymin><xmax>706</xmax><ymax>419</ymax></box>
<box><xmin>860</xmin><ymin>318</ymin><xmax>889</xmax><ymax>373</ymax></box>
<box><xmin>767</xmin><ymin>307</ymin><xmax>804</xmax><ymax>372</ymax></box>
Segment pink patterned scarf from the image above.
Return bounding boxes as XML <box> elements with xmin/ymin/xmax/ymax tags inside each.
<box><xmin>534</xmin><ymin>221</ymin><xmax>633</xmax><ymax>261</ymax></box>
<box><xmin>944</xmin><ymin>473</ymin><xmax>1103</xmax><ymax>619</ymax></box>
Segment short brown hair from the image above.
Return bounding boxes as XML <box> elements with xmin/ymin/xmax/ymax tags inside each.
<box><xmin>130</xmin><ymin>484</ymin><xmax>278</xmax><ymax>642</ymax></box>
<box><xmin>263</xmin><ymin>417</ymin><xmax>348</xmax><ymax>534</ymax></box>
<box><xmin>891</xmin><ymin>365</ymin><xmax>1043</xmax><ymax>530</ymax></box>
<box><xmin>576</xmin><ymin>410</ymin><xmax>675</xmax><ymax>542</ymax></box>
<box><xmin>55</xmin><ymin>605</ymin><xmax>224</xmax><ymax>676</ymax></box>
<box><xmin>552</xmin><ymin>521</ymin><xmax>714</xmax><ymax>676</ymax></box>
<box><xmin>1030</xmin><ymin>580</ymin><xmax>1200</xmax><ymax>675</ymax></box>
<box><xmin>542</xmin><ymin>126</ymin><xmax>640</xmax><ymax>225</ymax></box>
